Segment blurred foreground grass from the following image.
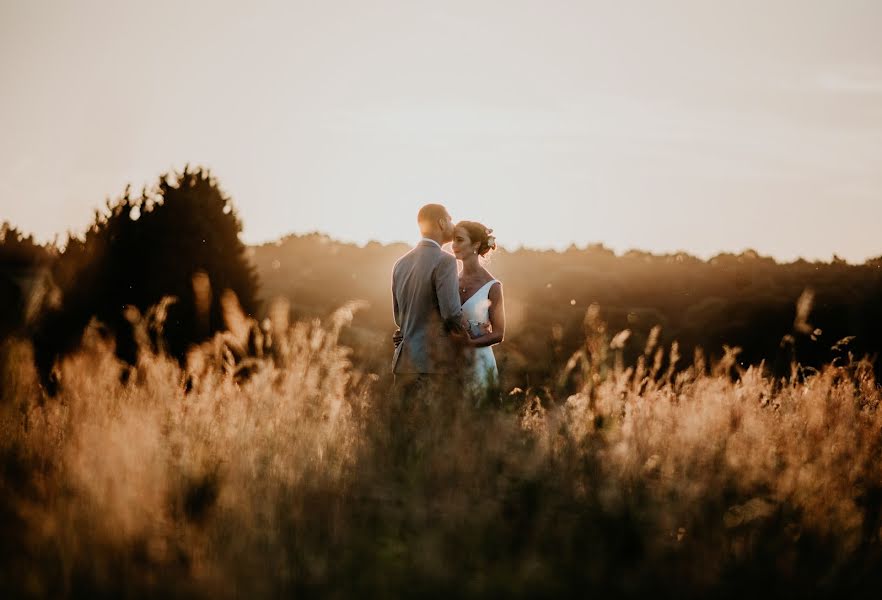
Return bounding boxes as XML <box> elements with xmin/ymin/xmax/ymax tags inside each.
<box><xmin>2</xmin><ymin>307</ymin><xmax>882</xmax><ymax>598</ymax></box>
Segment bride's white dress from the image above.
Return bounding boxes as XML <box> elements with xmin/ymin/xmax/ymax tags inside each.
<box><xmin>461</xmin><ymin>279</ymin><xmax>499</xmax><ymax>400</ymax></box>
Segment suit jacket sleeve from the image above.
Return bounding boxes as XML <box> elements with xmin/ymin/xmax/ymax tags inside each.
<box><xmin>392</xmin><ymin>267</ymin><xmax>400</xmax><ymax>328</ymax></box>
<box><xmin>435</xmin><ymin>253</ymin><xmax>463</xmax><ymax>332</ymax></box>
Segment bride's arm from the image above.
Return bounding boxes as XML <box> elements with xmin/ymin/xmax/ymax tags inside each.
<box><xmin>469</xmin><ymin>282</ymin><xmax>505</xmax><ymax>348</ymax></box>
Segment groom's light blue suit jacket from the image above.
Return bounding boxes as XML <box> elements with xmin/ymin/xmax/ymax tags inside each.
<box><xmin>392</xmin><ymin>240</ymin><xmax>463</xmax><ymax>374</ymax></box>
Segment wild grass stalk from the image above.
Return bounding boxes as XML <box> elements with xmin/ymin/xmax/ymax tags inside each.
<box><xmin>1</xmin><ymin>306</ymin><xmax>881</xmax><ymax>597</ymax></box>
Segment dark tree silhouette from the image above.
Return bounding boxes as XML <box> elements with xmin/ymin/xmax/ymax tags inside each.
<box><xmin>0</xmin><ymin>223</ymin><xmax>54</xmax><ymax>340</ymax></box>
<box><xmin>31</xmin><ymin>166</ymin><xmax>259</xmax><ymax>392</ymax></box>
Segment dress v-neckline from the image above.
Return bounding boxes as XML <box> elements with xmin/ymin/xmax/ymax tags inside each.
<box><xmin>461</xmin><ymin>279</ymin><xmax>496</xmax><ymax>306</ymax></box>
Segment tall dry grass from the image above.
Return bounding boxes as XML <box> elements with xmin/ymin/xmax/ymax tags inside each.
<box><xmin>1</xmin><ymin>303</ymin><xmax>882</xmax><ymax>598</ymax></box>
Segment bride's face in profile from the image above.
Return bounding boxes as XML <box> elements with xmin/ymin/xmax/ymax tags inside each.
<box><xmin>452</xmin><ymin>227</ymin><xmax>478</xmax><ymax>261</ymax></box>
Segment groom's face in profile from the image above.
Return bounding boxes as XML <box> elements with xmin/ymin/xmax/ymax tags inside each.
<box><xmin>440</xmin><ymin>211</ymin><xmax>454</xmax><ymax>243</ymax></box>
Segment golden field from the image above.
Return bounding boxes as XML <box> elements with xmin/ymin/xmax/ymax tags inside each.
<box><xmin>2</xmin><ymin>301</ymin><xmax>881</xmax><ymax>598</ymax></box>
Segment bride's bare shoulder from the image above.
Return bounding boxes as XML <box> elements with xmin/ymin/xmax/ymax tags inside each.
<box><xmin>480</xmin><ymin>266</ymin><xmax>498</xmax><ymax>282</ymax></box>
<box><xmin>487</xmin><ymin>277</ymin><xmax>503</xmax><ymax>296</ymax></box>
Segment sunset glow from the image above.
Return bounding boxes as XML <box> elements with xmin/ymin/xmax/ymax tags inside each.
<box><xmin>2</xmin><ymin>0</ymin><xmax>881</xmax><ymax>261</ymax></box>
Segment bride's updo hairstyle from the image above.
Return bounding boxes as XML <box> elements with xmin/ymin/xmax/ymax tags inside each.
<box><xmin>456</xmin><ymin>221</ymin><xmax>497</xmax><ymax>257</ymax></box>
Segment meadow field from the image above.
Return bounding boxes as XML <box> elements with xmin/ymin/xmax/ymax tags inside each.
<box><xmin>2</xmin><ymin>298</ymin><xmax>881</xmax><ymax>598</ymax></box>
<box><xmin>5</xmin><ymin>0</ymin><xmax>882</xmax><ymax>594</ymax></box>
<box><xmin>3</xmin><ymin>173</ymin><xmax>882</xmax><ymax>596</ymax></box>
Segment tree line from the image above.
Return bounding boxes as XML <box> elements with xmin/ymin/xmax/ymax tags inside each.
<box><xmin>4</xmin><ymin>168</ymin><xmax>881</xmax><ymax>394</ymax></box>
<box><xmin>252</xmin><ymin>235</ymin><xmax>882</xmax><ymax>392</ymax></box>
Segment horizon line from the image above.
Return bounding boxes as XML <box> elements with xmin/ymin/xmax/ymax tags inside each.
<box><xmin>247</xmin><ymin>229</ymin><xmax>879</xmax><ymax>267</ymax></box>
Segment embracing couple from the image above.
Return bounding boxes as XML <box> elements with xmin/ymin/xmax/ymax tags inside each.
<box><xmin>392</xmin><ymin>203</ymin><xmax>506</xmax><ymax>405</ymax></box>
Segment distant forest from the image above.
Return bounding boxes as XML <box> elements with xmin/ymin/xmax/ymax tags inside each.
<box><xmin>253</xmin><ymin>234</ymin><xmax>882</xmax><ymax>390</ymax></box>
<box><xmin>3</xmin><ymin>168</ymin><xmax>882</xmax><ymax>393</ymax></box>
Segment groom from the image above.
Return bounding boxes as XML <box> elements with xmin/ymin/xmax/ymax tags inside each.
<box><xmin>391</xmin><ymin>203</ymin><xmax>465</xmax><ymax>398</ymax></box>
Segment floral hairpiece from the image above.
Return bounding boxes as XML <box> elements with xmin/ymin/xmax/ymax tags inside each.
<box><xmin>486</xmin><ymin>229</ymin><xmax>497</xmax><ymax>251</ymax></box>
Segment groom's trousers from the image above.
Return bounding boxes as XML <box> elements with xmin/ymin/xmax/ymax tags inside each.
<box><xmin>392</xmin><ymin>372</ymin><xmax>464</xmax><ymax>406</ymax></box>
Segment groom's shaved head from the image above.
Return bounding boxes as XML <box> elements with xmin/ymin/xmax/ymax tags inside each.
<box><xmin>417</xmin><ymin>203</ymin><xmax>448</xmax><ymax>226</ymax></box>
<box><xmin>417</xmin><ymin>203</ymin><xmax>454</xmax><ymax>243</ymax></box>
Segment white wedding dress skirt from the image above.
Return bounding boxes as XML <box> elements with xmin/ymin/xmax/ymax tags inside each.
<box><xmin>461</xmin><ymin>279</ymin><xmax>499</xmax><ymax>401</ymax></box>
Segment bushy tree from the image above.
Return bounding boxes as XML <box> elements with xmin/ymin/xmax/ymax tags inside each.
<box><xmin>32</xmin><ymin>166</ymin><xmax>259</xmax><ymax>390</ymax></box>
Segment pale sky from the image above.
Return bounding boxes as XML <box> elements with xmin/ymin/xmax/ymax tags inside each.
<box><xmin>2</xmin><ymin>0</ymin><xmax>881</xmax><ymax>262</ymax></box>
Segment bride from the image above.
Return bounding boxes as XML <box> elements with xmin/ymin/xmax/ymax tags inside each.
<box><xmin>451</xmin><ymin>221</ymin><xmax>506</xmax><ymax>404</ymax></box>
